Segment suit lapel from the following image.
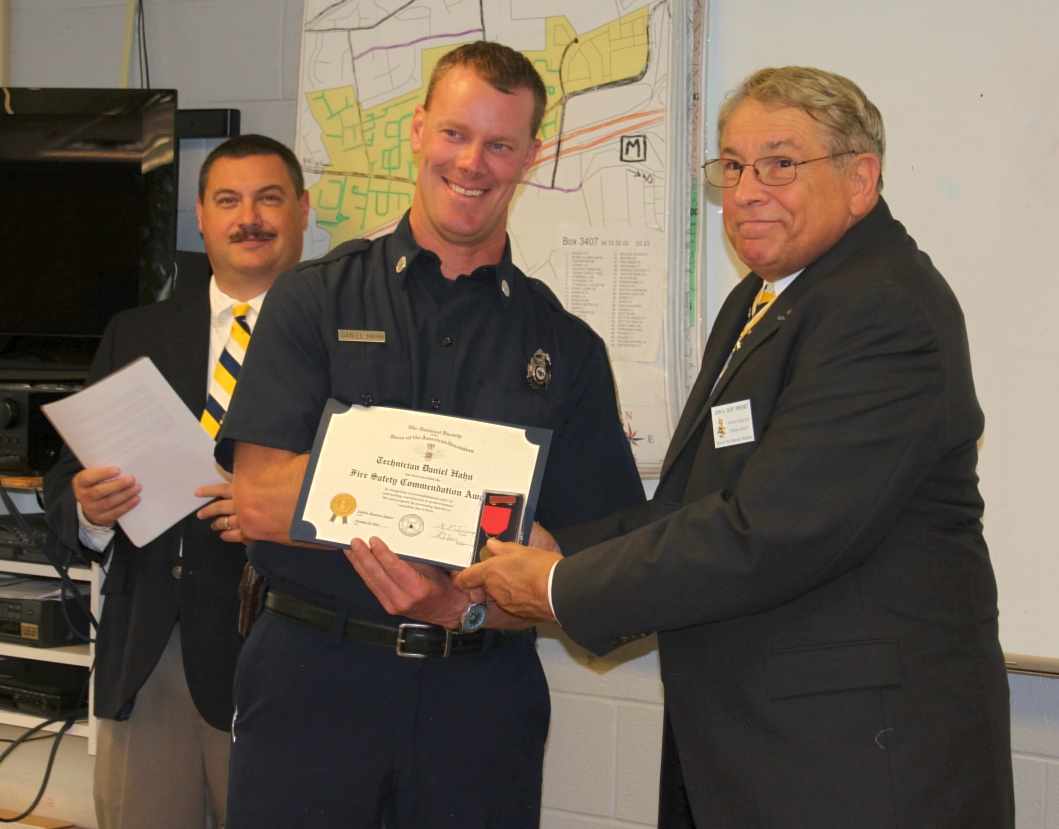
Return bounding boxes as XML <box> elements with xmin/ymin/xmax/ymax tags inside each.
<box><xmin>704</xmin><ymin>272</ymin><xmax>814</xmax><ymax>405</ymax></box>
<box><xmin>657</xmin><ymin>197</ymin><xmax>901</xmax><ymax>487</ymax></box>
<box><xmin>711</xmin><ymin>197</ymin><xmax>899</xmax><ymax>405</ymax></box>
<box><xmin>163</xmin><ymin>287</ymin><xmax>212</xmax><ymax>417</ymax></box>
<box><xmin>659</xmin><ymin>275</ymin><xmax>759</xmax><ymax>479</ymax></box>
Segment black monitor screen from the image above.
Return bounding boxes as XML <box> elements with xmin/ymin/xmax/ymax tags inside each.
<box><xmin>0</xmin><ymin>89</ymin><xmax>177</xmax><ymax>339</ymax></box>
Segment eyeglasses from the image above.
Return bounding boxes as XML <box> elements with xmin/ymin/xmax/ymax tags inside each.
<box><xmin>702</xmin><ymin>151</ymin><xmax>855</xmax><ymax>188</ymax></box>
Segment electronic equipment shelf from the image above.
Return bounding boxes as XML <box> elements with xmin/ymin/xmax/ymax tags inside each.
<box><xmin>0</xmin><ymin>475</ymin><xmax>98</xmax><ymax>750</ymax></box>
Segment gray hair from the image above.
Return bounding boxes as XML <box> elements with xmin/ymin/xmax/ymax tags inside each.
<box><xmin>718</xmin><ymin>66</ymin><xmax>885</xmax><ymax>188</ymax></box>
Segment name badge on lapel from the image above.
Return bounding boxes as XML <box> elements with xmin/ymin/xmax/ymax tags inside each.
<box><xmin>711</xmin><ymin>399</ymin><xmax>755</xmax><ymax>449</ymax></box>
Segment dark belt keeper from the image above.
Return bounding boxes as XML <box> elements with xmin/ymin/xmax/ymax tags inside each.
<box><xmin>237</xmin><ymin>562</ymin><xmax>266</xmax><ymax>638</ymax></box>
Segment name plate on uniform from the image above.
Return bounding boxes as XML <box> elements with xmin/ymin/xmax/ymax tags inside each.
<box><xmin>290</xmin><ymin>402</ymin><xmax>552</xmax><ymax>569</ymax></box>
<box><xmin>337</xmin><ymin>328</ymin><xmax>385</xmax><ymax>343</ymax></box>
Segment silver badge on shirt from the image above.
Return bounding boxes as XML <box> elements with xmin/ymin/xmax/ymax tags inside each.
<box><xmin>526</xmin><ymin>349</ymin><xmax>552</xmax><ymax>390</ymax></box>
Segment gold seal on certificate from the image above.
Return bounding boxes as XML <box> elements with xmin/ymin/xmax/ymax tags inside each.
<box><xmin>290</xmin><ymin>402</ymin><xmax>552</xmax><ymax>569</ymax></box>
<box><xmin>329</xmin><ymin>493</ymin><xmax>357</xmax><ymax>523</ymax></box>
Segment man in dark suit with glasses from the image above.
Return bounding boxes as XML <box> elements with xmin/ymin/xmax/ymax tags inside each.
<box><xmin>460</xmin><ymin>65</ymin><xmax>1015</xmax><ymax>829</ymax></box>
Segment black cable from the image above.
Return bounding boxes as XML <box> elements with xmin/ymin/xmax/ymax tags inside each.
<box><xmin>0</xmin><ymin>712</ymin><xmax>80</xmax><ymax>823</ymax></box>
<box><xmin>0</xmin><ymin>710</ymin><xmax>80</xmax><ymax>762</ymax></box>
<box><xmin>0</xmin><ymin>478</ymin><xmax>97</xmax><ymax>821</ymax></box>
<box><xmin>46</xmin><ymin>501</ymin><xmax>97</xmax><ymax>643</ymax></box>
<box><xmin>0</xmin><ymin>489</ymin><xmax>93</xmax><ymax>821</ymax></box>
<box><xmin>0</xmin><ymin>486</ymin><xmax>97</xmax><ymax>642</ymax></box>
<box><xmin>0</xmin><ymin>667</ymin><xmax>91</xmax><ymax>820</ymax></box>
<box><xmin>0</xmin><ymin>733</ymin><xmax>54</xmax><ymax>745</ymax></box>
<box><xmin>139</xmin><ymin>0</ymin><xmax>151</xmax><ymax>90</ymax></box>
<box><xmin>52</xmin><ymin>508</ymin><xmax>98</xmax><ymax>643</ymax></box>
<box><xmin>59</xmin><ymin>573</ymin><xmax>95</xmax><ymax>644</ymax></box>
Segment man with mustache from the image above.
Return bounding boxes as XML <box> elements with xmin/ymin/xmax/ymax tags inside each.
<box><xmin>214</xmin><ymin>42</ymin><xmax>643</xmax><ymax>828</ymax></box>
<box><xmin>43</xmin><ymin>134</ymin><xmax>309</xmax><ymax>829</ymax></box>
<box><xmin>458</xmin><ymin>65</ymin><xmax>1014</xmax><ymax>828</ymax></box>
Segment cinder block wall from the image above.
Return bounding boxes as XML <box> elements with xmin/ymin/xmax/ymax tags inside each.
<box><xmin>538</xmin><ymin>633</ymin><xmax>664</xmax><ymax>827</ymax></box>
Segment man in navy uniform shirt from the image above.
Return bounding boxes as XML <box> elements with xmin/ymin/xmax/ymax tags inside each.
<box><xmin>216</xmin><ymin>42</ymin><xmax>644</xmax><ymax>828</ymax></box>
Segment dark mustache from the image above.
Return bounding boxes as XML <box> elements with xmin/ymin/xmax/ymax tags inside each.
<box><xmin>229</xmin><ymin>224</ymin><xmax>278</xmax><ymax>243</ymax></box>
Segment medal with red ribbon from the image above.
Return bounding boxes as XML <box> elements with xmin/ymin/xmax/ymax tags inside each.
<box><xmin>480</xmin><ymin>494</ymin><xmax>518</xmax><ymax>536</ymax></box>
<box><xmin>474</xmin><ymin>492</ymin><xmax>524</xmax><ymax>562</ymax></box>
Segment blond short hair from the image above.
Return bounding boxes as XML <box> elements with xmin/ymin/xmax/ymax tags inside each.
<box><xmin>425</xmin><ymin>41</ymin><xmax>547</xmax><ymax>138</ymax></box>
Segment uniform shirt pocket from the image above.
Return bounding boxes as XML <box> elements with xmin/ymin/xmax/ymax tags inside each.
<box><xmin>331</xmin><ymin>343</ymin><xmax>414</xmax><ymax>408</ymax></box>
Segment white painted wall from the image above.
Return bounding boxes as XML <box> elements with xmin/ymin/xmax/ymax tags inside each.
<box><xmin>3</xmin><ymin>1</ymin><xmax>1057</xmax><ymax>827</ymax></box>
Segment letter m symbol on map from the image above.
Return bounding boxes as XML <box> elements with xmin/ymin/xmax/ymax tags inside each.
<box><xmin>620</xmin><ymin>134</ymin><xmax>647</xmax><ymax>163</ymax></box>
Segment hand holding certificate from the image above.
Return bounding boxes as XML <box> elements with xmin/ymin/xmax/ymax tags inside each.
<box><xmin>290</xmin><ymin>402</ymin><xmax>552</xmax><ymax>569</ymax></box>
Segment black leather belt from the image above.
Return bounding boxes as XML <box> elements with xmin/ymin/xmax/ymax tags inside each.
<box><xmin>263</xmin><ymin>590</ymin><xmax>491</xmax><ymax>658</ymax></box>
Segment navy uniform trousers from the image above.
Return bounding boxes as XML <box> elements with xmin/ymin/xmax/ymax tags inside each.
<box><xmin>228</xmin><ymin>608</ymin><xmax>550</xmax><ymax>828</ymax></box>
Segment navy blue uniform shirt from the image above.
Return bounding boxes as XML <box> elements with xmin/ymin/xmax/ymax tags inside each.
<box><xmin>217</xmin><ymin>212</ymin><xmax>644</xmax><ymax>620</ymax></box>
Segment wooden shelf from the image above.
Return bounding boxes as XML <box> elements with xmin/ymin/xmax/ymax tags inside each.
<box><xmin>0</xmin><ymin>641</ymin><xmax>91</xmax><ymax>668</ymax></box>
<box><xmin>0</xmin><ymin>475</ymin><xmax>43</xmax><ymax>491</ymax></box>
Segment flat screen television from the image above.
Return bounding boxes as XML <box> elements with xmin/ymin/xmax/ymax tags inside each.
<box><xmin>0</xmin><ymin>88</ymin><xmax>177</xmax><ymax>362</ymax></box>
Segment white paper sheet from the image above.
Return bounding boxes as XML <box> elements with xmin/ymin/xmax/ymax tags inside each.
<box><xmin>41</xmin><ymin>357</ymin><xmax>225</xmax><ymax>547</ymax></box>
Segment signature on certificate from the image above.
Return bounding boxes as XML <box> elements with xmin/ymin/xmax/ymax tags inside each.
<box><xmin>432</xmin><ymin>522</ymin><xmax>474</xmax><ymax>544</ymax></box>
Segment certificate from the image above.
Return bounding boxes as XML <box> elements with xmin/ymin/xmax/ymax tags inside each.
<box><xmin>290</xmin><ymin>402</ymin><xmax>552</xmax><ymax>569</ymax></box>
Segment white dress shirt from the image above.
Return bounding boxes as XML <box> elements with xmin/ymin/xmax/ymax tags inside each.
<box><xmin>76</xmin><ymin>277</ymin><xmax>266</xmax><ymax>551</ymax></box>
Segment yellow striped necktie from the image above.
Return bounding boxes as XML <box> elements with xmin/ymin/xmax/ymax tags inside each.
<box><xmin>733</xmin><ymin>282</ymin><xmax>777</xmax><ymax>352</ymax></box>
<box><xmin>200</xmin><ymin>303</ymin><xmax>252</xmax><ymax>439</ymax></box>
<box><xmin>749</xmin><ymin>282</ymin><xmax>776</xmax><ymax>320</ymax></box>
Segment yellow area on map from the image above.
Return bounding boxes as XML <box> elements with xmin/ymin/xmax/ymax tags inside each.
<box><xmin>306</xmin><ymin>7</ymin><xmax>650</xmax><ymax>247</ymax></box>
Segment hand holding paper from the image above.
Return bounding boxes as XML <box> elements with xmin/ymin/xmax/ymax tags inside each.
<box><xmin>195</xmin><ymin>482</ymin><xmax>246</xmax><ymax>545</ymax></box>
<box><xmin>72</xmin><ymin>466</ymin><xmax>141</xmax><ymax>527</ymax></box>
<box><xmin>42</xmin><ymin>357</ymin><xmax>225</xmax><ymax>547</ymax></box>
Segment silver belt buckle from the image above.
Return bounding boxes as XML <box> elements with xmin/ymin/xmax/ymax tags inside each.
<box><xmin>395</xmin><ymin>623</ymin><xmax>451</xmax><ymax>658</ymax></box>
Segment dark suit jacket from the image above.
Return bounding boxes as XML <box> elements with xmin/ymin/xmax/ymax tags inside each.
<box><xmin>553</xmin><ymin>199</ymin><xmax>1013</xmax><ymax>828</ymax></box>
<box><xmin>43</xmin><ymin>267</ymin><xmax>245</xmax><ymax>730</ymax></box>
